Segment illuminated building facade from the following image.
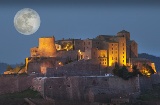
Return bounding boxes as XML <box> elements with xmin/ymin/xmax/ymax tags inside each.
<box><xmin>29</xmin><ymin>30</ymin><xmax>138</xmax><ymax>68</ymax></box>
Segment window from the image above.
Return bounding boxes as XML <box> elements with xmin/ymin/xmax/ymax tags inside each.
<box><xmin>112</xmin><ymin>57</ymin><xmax>113</xmax><ymax>60</ymax></box>
<box><xmin>123</xmin><ymin>43</ymin><xmax>124</xmax><ymax>46</ymax></box>
<box><xmin>123</xmin><ymin>48</ymin><xmax>124</xmax><ymax>50</ymax></box>
<box><xmin>123</xmin><ymin>60</ymin><xmax>124</xmax><ymax>62</ymax></box>
<box><xmin>84</xmin><ymin>42</ymin><xmax>85</xmax><ymax>45</ymax></box>
<box><xmin>88</xmin><ymin>42</ymin><xmax>90</xmax><ymax>45</ymax></box>
<box><xmin>123</xmin><ymin>56</ymin><xmax>124</xmax><ymax>58</ymax></box>
<box><xmin>112</xmin><ymin>51</ymin><xmax>113</xmax><ymax>54</ymax></box>
<box><xmin>112</xmin><ymin>44</ymin><xmax>113</xmax><ymax>46</ymax></box>
<box><xmin>123</xmin><ymin>52</ymin><xmax>124</xmax><ymax>54</ymax></box>
<box><xmin>112</xmin><ymin>48</ymin><xmax>113</xmax><ymax>50</ymax></box>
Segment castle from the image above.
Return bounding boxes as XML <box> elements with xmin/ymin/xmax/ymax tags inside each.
<box><xmin>26</xmin><ymin>30</ymin><xmax>155</xmax><ymax>75</ymax></box>
<box><xmin>1</xmin><ymin>30</ymin><xmax>158</xmax><ymax>104</ymax></box>
<box><xmin>30</xmin><ymin>30</ymin><xmax>137</xmax><ymax>66</ymax></box>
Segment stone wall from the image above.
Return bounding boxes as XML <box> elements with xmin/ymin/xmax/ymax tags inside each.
<box><xmin>32</xmin><ymin>76</ymin><xmax>141</xmax><ymax>102</ymax></box>
<box><xmin>27</xmin><ymin>57</ymin><xmax>57</xmax><ymax>74</ymax></box>
<box><xmin>151</xmin><ymin>73</ymin><xmax>160</xmax><ymax>85</ymax></box>
<box><xmin>139</xmin><ymin>76</ymin><xmax>152</xmax><ymax>93</ymax></box>
<box><xmin>0</xmin><ymin>75</ymin><xmax>35</xmax><ymax>94</ymax></box>
<box><xmin>49</xmin><ymin>59</ymin><xmax>107</xmax><ymax>76</ymax></box>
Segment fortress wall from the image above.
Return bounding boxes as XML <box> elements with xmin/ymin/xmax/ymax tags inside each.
<box><xmin>44</xmin><ymin>77</ymin><xmax>68</xmax><ymax>100</ymax></box>
<box><xmin>53</xmin><ymin>59</ymin><xmax>102</xmax><ymax>76</ymax></box>
<box><xmin>139</xmin><ymin>76</ymin><xmax>152</xmax><ymax>92</ymax></box>
<box><xmin>0</xmin><ymin>75</ymin><xmax>35</xmax><ymax>95</ymax></box>
<box><xmin>56</xmin><ymin>50</ymin><xmax>79</xmax><ymax>61</ymax></box>
<box><xmin>27</xmin><ymin>57</ymin><xmax>57</xmax><ymax>74</ymax></box>
<box><xmin>33</xmin><ymin>76</ymin><xmax>140</xmax><ymax>102</ymax></box>
<box><xmin>151</xmin><ymin>74</ymin><xmax>160</xmax><ymax>85</ymax></box>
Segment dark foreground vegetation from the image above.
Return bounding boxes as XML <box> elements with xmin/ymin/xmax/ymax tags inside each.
<box><xmin>0</xmin><ymin>88</ymin><xmax>42</xmax><ymax>105</ymax></box>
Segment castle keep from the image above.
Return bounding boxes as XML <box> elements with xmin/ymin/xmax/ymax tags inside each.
<box><xmin>30</xmin><ymin>36</ymin><xmax>56</xmax><ymax>57</ymax></box>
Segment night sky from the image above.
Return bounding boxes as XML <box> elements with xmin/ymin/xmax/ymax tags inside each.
<box><xmin>0</xmin><ymin>0</ymin><xmax>160</xmax><ymax>64</ymax></box>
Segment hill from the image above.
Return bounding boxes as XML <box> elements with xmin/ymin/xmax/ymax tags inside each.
<box><xmin>138</xmin><ymin>53</ymin><xmax>160</xmax><ymax>72</ymax></box>
<box><xmin>0</xmin><ymin>63</ymin><xmax>8</xmax><ymax>74</ymax></box>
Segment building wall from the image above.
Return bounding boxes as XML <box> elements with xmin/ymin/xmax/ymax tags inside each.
<box><xmin>116</xmin><ymin>37</ymin><xmax>126</xmax><ymax>66</ymax></box>
<box><xmin>27</xmin><ymin>57</ymin><xmax>56</xmax><ymax>74</ymax></box>
<box><xmin>126</xmin><ymin>41</ymin><xmax>138</xmax><ymax>61</ymax></box>
<box><xmin>130</xmin><ymin>58</ymin><xmax>156</xmax><ymax>72</ymax></box>
<box><xmin>30</xmin><ymin>47</ymin><xmax>39</xmax><ymax>57</ymax></box>
<box><xmin>117</xmin><ymin>30</ymin><xmax>130</xmax><ymax>41</ymax></box>
<box><xmin>74</xmin><ymin>39</ymin><xmax>84</xmax><ymax>51</ymax></box>
<box><xmin>107</xmin><ymin>42</ymin><xmax>119</xmax><ymax>66</ymax></box>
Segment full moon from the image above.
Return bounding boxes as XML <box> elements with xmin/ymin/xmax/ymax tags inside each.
<box><xmin>14</xmin><ymin>8</ymin><xmax>40</xmax><ymax>35</ymax></box>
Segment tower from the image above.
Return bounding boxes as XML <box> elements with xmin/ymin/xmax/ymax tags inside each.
<box><xmin>117</xmin><ymin>30</ymin><xmax>130</xmax><ymax>41</ymax></box>
<box><xmin>38</xmin><ymin>36</ymin><xmax>56</xmax><ymax>57</ymax></box>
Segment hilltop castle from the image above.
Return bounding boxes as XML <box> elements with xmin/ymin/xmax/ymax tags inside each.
<box><xmin>29</xmin><ymin>30</ymin><xmax>137</xmax><ymax>67</ymax></box>
<box><xmin>4</xmin><ymin>30</ymin><xmax>155</xmax><ymax>75</ymax></box>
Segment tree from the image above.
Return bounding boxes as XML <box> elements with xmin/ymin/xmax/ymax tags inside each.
<box><xmin>132</xmin><ymin>65</ymin><xmax>142</xmax><ymax>76</ymax></box>
<box><xmin>141</xmin><ymin>64</ymin><xmax>155</xmax><ymax>77</ymax></box>
<box><xmin>112</xmin><ymin>64</ymin><xmax>130</xmax><ymax>80</ymax></box>
<box><xmin>112</xmin><ymin>62</ymin><xmax>119</xmax><ymax>75</ymax></box>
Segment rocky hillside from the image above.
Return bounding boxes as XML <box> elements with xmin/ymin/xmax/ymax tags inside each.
<box><xmin>138</xmin><ymin>53</ymin><xmax>160</xmax><ymax>72</ymax></box>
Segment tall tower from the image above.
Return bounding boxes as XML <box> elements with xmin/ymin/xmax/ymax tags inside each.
<box><xmin>38</xmin><ymin>36</ymin><xmax>56</xmax><ymax>57</ymax></box>
<box><xmin>117</xmin><ymin>30</ymin><xmax>130</xmax><ymax>41</ymax></box>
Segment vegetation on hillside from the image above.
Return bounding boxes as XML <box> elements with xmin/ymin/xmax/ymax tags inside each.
<box><xmin>0</xmin><ymin>88</ymin><xmax>42</xmax><ymax>105</ymax></box>
<box><xmin>0</xmin><ymin>88</ymin><xmax>42</xmax><ymax>99</ymax></box>
<box><xmin>5</xmin><ymin>63</ymin><xmax>26</xmax><ymax>74</ymax></box>
<box><xmin>139</xmin><ymin>53</ymin><xmax>160</xmax><ymax>72</ymax></box>
<box><xmin>112</xmin><ymin>63</ymin><xmax>155</xmax><ymax>80</ymax></box>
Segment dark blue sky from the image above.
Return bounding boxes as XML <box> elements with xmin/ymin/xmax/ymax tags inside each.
<box><xmin>0</xmin><ymin>0</ymin><xmax>160</xmax><ymax>64</ymax></box>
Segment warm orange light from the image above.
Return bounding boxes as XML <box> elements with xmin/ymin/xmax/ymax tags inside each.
<box><xmin>59</xmin><ymin>62</ymin><xmax>62</xmax><ymax>65</ymax></box>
